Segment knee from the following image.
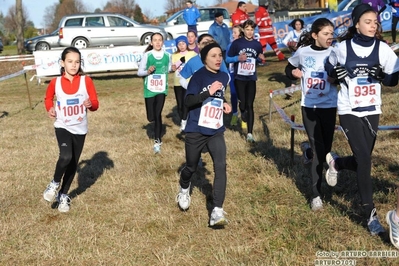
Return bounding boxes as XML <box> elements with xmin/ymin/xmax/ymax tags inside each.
<box><xmin>58</xmin><ymin>153</ymin><xmax>73</xmax><ymax>168</ymax></box>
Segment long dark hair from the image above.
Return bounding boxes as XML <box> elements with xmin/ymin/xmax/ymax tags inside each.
<box><xmin>297</xmin><ymin>18</ymin><xmax>334</xmax><ymax>48</ymax></box>
<box><xmin>60</xmin><ymin>47</ymin><xmax>84</xmax><ymax>75</ymax></box>
<box><xmin>338</xmin><ymin>10</ymin><xmax>383</xmax><ymax>42</ymax></box>
<box><xmin>144</xmin><ymin>32</ymin><xmax>164</xmax><ymax>53</ymax></box>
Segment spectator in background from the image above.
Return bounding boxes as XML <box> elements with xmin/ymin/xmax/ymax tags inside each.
<box><xmin>282</xmin><ymin>18</ymin><xmax>305</xmax><ymax>54</ymax></box>
<box><xmin>209</xmin><ymin>12</ymin><xmax>231</xmax><ymax>59</ymax></box>
<box><xmin>231</xmin><ymin>1</ymin><xmax>249</xmax><ymax>26</ymax></box>
<box><xmin>390</xmin><ymin>0</ymin><xmax>399</xmax><ymax>44</ymax></box>
<box><xmin>183</xmin><ymin>0</ymin><xmax>201</xmax><ymax>34</ymax></box>
<box><xmin>362</xmin><ymin>0</ymin><xmax>386</xmax><ymax>21</ymax></box>
<box><xmin>255</xmin><ymin>2</ymin><xmax>286</xmax><ymax>61</ymax></box>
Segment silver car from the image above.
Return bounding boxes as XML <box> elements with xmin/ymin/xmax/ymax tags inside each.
<box><xmin>24</xmin><ymin>29</ymin><xmax>60</xmax><ymax>53</ymax></box>
<box><xmin>58</xmin><ymin>13</ymin><xmax>167</xmax><ymax>48</ymax></box>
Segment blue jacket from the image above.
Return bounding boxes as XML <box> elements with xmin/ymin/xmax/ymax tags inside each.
<box><xmin>183</xmin><ymin>7</ymin><xmax>200</xmax><ymax>26</ymax></box>
<box><xmin>208</xmin><ymin>21</ymin><xmax>231</xmax><ymax>52</ymax></box>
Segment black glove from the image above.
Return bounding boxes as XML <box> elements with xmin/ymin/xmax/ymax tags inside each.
<box><xmin>370</xmin><ymin>64</ymin><xmax>385</xmax><ymax>81</ymax></box>
<box><xmin>332</xmin><ymin>63</ymin><xmax>348</xmax><ymax>82</ymax></box>
<box><xmin>180</xmin><ymin>56</ymin><xmax>186</xmax><ymax>64</ymax></box>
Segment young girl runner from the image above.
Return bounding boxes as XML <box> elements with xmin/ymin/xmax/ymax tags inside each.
<box><xmin>187</xmin><ymin>30</ymin><xmax>199</xmax><ymax>54</ymax></box>
<box><xmin>282</xmin><ymin>18</ymin><xmax>305</xmax><ymax>54</ymax></box>
<box><xmin>43</xmin><ymin>46</ymin><xmax>99</xmax><ymax>213</ymax></box>
<box><xmin>137</xmin><ymin>33</ymin><xmax>172</xmax><ymax>153</ymax></box>
<box><xmin>227</xmin><ymin>20</ymin><xmax>265</xmax><ymax>142</ymax></box>
<box><xmin>175</xmin><ymin>42</ymin><xmax>232</xmax><ymax>227</ymax></box>
<box><xmin>225</xmin><ymin>25</ymin><xmax>244</xmax><ymax>126</ymax></box>
<box><xmin>325</xmin><ymin>3</ymin><xmax>399</xmax><ymax>235</ymax></box>
<box><xmin>171</xmin><ymin>35</ymin><xmax>197</xmax><ymax>132</ymax></box>
<box><xmin>285</xmin><ymin>18</ymin><xmax>337</xmax><ymax>211</ymax></box>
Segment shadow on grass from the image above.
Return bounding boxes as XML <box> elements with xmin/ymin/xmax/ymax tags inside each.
<box><xmin>142</xmin><ymin>122</ymin><xmax>168</xmax><ymax>140</ymax></box>
<box><xmin>0</xmin><ymin>111</ymin><xmax>9</xmax><ymax>118</ymax></box>
<box><xmin>253</xmin><ymin>101</ymin><xmax>399</xmax><ymax>244</ymax></box>
<box><xmin>68</xmin><ymin>151</ymin><xmax>114</xmax><ymax>199</ymax></box>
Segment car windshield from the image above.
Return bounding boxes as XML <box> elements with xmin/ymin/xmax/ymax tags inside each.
<box><xmin>166</xmin><ymin>11</ymin><xmax>183</xmax><ymax>23</ymax></box>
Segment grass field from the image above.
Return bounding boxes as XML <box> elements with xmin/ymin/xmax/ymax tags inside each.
<box><xmin>1</xmin><ymin>49</ymin><xmax>399</xmax><ymax>265</ymax></box>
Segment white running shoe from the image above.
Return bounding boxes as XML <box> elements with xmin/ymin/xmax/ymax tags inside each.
<box><xmin>311</xmin><ymin>196</ymin><xmax>323</xmax><ymax>211</ymax></box>
<box><xmin>43</xmin><ymin>180</ymin><xmax>59</xmax><ymax>202</ymax></box>
<box><xmin>246</xmin><ymin>133</ymin><xmax>255</xmax><ymax>143</ymax></box>
<box><xmin>57</xmin><ymin>194</ymin><xmax>71</xmax><ymax>213</ymax></box>
<box><xmin>176</xmin><ymin>184</ymin><xmax>191</xmax><ymax>211</ymax></box>
<box><xmin>325</xmin><ymin>152</ymin><xmax>339</xmax><ymax>186</ymax></box>
<box><xmin>210</xmin><ymin>207</ymin><xmax>228</xmax><ymax>226</ymax></box>
<box><xmin>387</xmin><ymin>210</ymin><xmax>399</xmax><ymax>249</ymax></box>
<box><xmin>153</xmin><ymin>140</ymin><xmax>162</xmax><ymax>154</ymax></box>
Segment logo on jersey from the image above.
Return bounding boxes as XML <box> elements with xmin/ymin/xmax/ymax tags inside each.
<box><xmin>304</xmin><ymin>56</ymin><xmax>316</xmax><ymax>69</ymax></box>
<box><xmin>67</xmin><ymin>98</ymin><xmax>79</xmax><ymax>105</ymax></box>
<box><xmin>211</xmin><ymin>99</ymin><xmax>222</xmax><ymax>107</ymax></box>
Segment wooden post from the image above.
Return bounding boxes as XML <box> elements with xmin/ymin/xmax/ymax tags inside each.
<box><xmin>269</xmin><ymin>90</ymin><xmax>273</xmax><ymax>122</ymax></box>
<box><xmin>290</xmin><ymin>115</ymin><xmax>295</xmax><ymax>165</ymax></box>
<box><xmin>24</xmin><ymin>72</ymin><xmax>32</xmax><ymax>109</ymax></box>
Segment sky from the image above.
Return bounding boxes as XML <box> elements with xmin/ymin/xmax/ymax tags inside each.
<box><xmin>0</xmin><ymin>0</ymin><xmax>262</xmax><ymax>28</ymax></box>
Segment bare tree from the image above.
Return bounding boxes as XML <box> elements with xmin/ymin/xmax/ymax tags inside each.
<box><xmin>16</xmin><ymin>0</ymin><xmax>24</xmax><ymax>54</ymax></box>
<box><xmin>43</xmin><ymin>0</ymin><xmax>87</xmax><ymax>32</ymax></box>
<box><xmin>103</xmin><ymin>0</ymin><xmax>136</xmax><ymax>18</ymax></box>
<box><xmin>164</xmin><ymin>0</ymin><xmax>186</xmax><ymax>15</ymax></box>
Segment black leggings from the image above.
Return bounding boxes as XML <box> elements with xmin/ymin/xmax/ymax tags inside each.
<box><xmin>53</xmin><ymin>128</ymin><xmax>86</xmax><ymax>195</ymax></box>
<box><xmin>335</xmin><ymin>114</ymin><xmax>379</xmax><ymax>216</ymax></box>
<box><xmin>145</xmin><ymin>94</ymin><xmax>165</xmax><ymax>141</ymax></box>
<box><xmin>392</xmin><ymin>16</ymin><xmax>399</xmax><ymax>43</ymax></box>
<box><xmin>180</xmin><ymin>132</ymin><xmax>227</xmax><ymax>208</ymax></box>
<box><xmin>174</xmin><ymin>86</ymin><xmax>188</xmax><ymax>120</ymax></box>
<box><xmin>234</xmin><ymin>79</ymin><xmax>256</xmax><ymax>134</ymax></box>
<box><xmin>302</xmin><ymin>107</ymin><xmax>337</xmax><ymax>199</ymax></box>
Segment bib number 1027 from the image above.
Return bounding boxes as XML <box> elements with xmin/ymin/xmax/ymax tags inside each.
<box><xmin>203</xmin><ymin>105</ymin><xmax>223</xmax><ymax>120</ymax></box>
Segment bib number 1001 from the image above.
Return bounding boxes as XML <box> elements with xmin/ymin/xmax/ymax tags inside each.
<box><xmin>62</xmin><ymin>104</ymin><xmax>85</xmax><ymax>116</ymax></box>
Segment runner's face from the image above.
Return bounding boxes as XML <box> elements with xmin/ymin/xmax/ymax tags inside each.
<box><xmin>313</xmin><ymin>25</ymin><xmax>334</xmax><ymax>48</ymax></box>
<box><xmin>357</xmin><ymin>11</ymin><xmax>378</xmax><ymax>37</ymax></box>
<box><xmin>204</xmin><ymin>47</ymin><xmax>223</xmax><ymax>72</ymax></box>
<box><xmin>243</xmin><ymin>26</ymin><xmax>254</xmax><ymax>39</ymax></box>
<box><xmin>61</xmin><ymin>52</ymin><xmax>80</xmax><ymax>78</ymax></box>
<box><xmin>151</xmin><ymin>34</ymin><xmax>163</xmax><ymax>51</ymax></box>
<box><xmin>232</xmin><ymin>28</ymin><xmax>241</xmax><ymax>40</ymax></box>
<box><xmin>294</xmin><ymin>21</ymin><xmax>302</xmax><ymax>31</ymax></box>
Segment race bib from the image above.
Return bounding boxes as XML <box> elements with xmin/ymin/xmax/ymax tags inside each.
<box><xmin>147</xmin><ymin>74</ymin><xmax>166</xmax><ymax>93</ymax></box>
<box><xmin>58</xmin><ymin>97</ymin><xmax>86</xmax><ymax>126</ymax></box>
<box><xmin>237</xmin><ymin>58</ymin><xmax>256</xmax><ymax>76</ymax></box>
<box><xmin>198</xmin><ymin>98</ymin><xmax>224</xmax><ymax>129</ymax></box>
<box><xmin>348</xmin><ymin>77</ymin><xmax>381</xmax><ymax>109</ymax></box>
<box><xmin>303</xmin><ymin>71</ymin><xmax>331</xmax><ymax>98</ymax></box>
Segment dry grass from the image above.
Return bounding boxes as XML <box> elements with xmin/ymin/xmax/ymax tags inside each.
<box><xmin>1</xmin><ymin>52</ymin><xmax>399</xmax><ymax>265</ymax></box>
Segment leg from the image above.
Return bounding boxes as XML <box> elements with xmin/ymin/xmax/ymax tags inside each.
<box><xmin>153</xmin><ymin>93</ymin><xmax>166</xmax><ymax>142</ymax></box>
<box><xmin>245</xmin><ymin>81</ymin><xmax>256</xmax><ymax>134</ymax></box>
<box><xmin>53</xmin><ymin>128</ymin><xmax>74</xmax><ymax>183</ymax></box>
<box><xmin>229</xmin><ymin>73</ymin><xmax>238</xmax><ymax>114</ymax></box>
<box><xmin>174</xmin><ymin>86</ymin><xmax>184</xmax><ymax>120</ymax></box>
<box><xmin>145</xmin><ymin>97</ymin><xmax>155</xmax><ymax>123</ymax></box>
<box><xmin>266</xmin><ymin>36</ymin><xmax>286</xmax><ymax>61</ymax></box>
<box><xmin>234</xmin><ymin>79</ymin><xmax>247</xmax><ymax>116</ymax></box>
<box><xmin>392</xmin><ymin>16</ymin><xmax>399</xmax><ymax>43</ymax></box>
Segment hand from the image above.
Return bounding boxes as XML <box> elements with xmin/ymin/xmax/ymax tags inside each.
<box><xmin>208</xmin><ymin>81</ymin><xmax>222</xmax><ymax>95</ymax></box>
<box><xmin>48</xmin><ymin>107</ymin><xmax>56</xmax><ymax>118</ymax></box>
<box><xmin>180</xmin><ymin>56</ymin><xmax>186</xmax><ymax>64</ymax></box>
<box><xmin>332</xmin><ymin>63</ymin><xmax>348</xmax><ymax>81</ymax></box>
<box><xmin>83</xmin><ymin>99</ymin><xmax>92</xmax><ymax>108</ymax></box>
<box><xmin>370</xmin><ymin>64</ymin><xmax>385</xmax><ymax>81</ymax></box>
<box><xmin>292</xmin><ymin>68</ymin><xmax>302</xmax><ymax>79</ymax></box>
<box><xmin>223</xmin><ymin>102</ymin><xmax>231</xmax><ymax>114</ymax></box>
<box><xmin>147</xmin><ymin>65</ymin><xmax>155</xmax><ymax>74</ymax></box>
<box><xmin>238</xmin><ymin>53</ymin><xmax>247</xmax><ymax>62</ymax></box>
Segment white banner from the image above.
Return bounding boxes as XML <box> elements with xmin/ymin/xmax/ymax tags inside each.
<box><xmin>33</xmin><ymin>45</ymin><xmax>148</xmax><ymax>77</ymax></box>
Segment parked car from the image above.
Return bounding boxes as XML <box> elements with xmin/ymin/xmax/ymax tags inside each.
<box><xmin>58</xmin><ymin>13</ymin><xmax>168</xmax><ymax>49</ymax></box>
<box><xmin>24</xmin><ymin>29</ymin><xmax>60</xmax><ymax>53</ymax></box>
<box><xmin>161</xmin><ymin>7</ymin><xmax>231</xmax><ymax>40</ymax></box>
<box><xmin>0</xmin><ymin>38</ymin><xmax>3</xmax><ymax>53</ymax></box>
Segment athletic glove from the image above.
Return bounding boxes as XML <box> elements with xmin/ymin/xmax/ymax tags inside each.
<box><xmin>180</xmin><ymin>56</ymin><xmax>186</xmax><ymax>64</ymax></box>
<box><xmin>332</xmin><ymin>63</ymin><xmax>348</xmax><ymax>82</ymax></box>
<box><xmin>370</xmin><ymin>64</ymin><xmax>385</xmax><ymax>81</ymax></box>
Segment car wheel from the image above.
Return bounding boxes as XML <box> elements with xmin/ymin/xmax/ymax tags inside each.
<box><xmin>72</xmin><ymin>37</ymin><xmax>89</xmax><ymax>49</ymax></box>
<box><xmin>35</xmin><ymin>42</ymin><xmax>50</xmax><ymax>51</ymax></box>
<box><xmin>141</xmin><ymin>33</ymin><xmax>152</xmax><ymax>46</ymax></box>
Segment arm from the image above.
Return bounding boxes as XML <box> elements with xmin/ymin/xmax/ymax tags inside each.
<box><xmin>285</xmin><ymin>63</ymin><xmax>298</xmax><ymax>80</ymax></box>
<box><xmin>44</xmin><ymin>78</ymin><xmax>56</xmax><ymax>118</ymax></box>
<box><xmin>137</xmin><ymin>52</ymin><xmax>150</xmax><ymax>76</ymax></box>
<box><xmin>84</xmin><ymin>76</ymin><xmax>99</xmax><ymax>111</ymax></box>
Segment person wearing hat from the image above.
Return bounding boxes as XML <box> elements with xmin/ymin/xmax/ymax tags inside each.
<box><xmin>183</xmin><ymin>0</ymin><xmax>201</xmax><ymax>34</ymax></box>
<box><xmin>208</xmin><ymin>11</ymin><xmax>231</xmax><ymax>60</ymax></box>
<box><xmin>255</xmin><ymin>2</ymin><xmax>286</xmax><ymax>61</ymax></box>
<box><xmin>325</xmin><ymin>3</ymin><xmax>399</xmax><ymax>236</ymax></box>
<box><xmin>171</xmin><ymin>35</ymin><xmax>197</xmax><ymax>132</ymax></box>
<box><xmin>175</xmin><ymin>42</ymin><xmax>231</xmax><ymax>227</ymax></box>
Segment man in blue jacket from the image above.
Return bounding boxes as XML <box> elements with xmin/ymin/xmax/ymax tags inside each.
<box><xmin>208</xmin><ymin>11</ymin><xmax>231</xmax><ymax>60</ymax></box>
<box><xmin>183</xmin><ymin>1</ymin><xmax>201</xmax><ymax>33</ymax></box>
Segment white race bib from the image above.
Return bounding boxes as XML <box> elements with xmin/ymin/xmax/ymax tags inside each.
<box><xmin>348</xmin><ymin>77</ymin><xmax>381</xmax><ymax>109</ymax></box>
<box><xmin>237</xmin><ymin>58</ymin><xmax>256</xmax><ymax>76</ymax></box>
<box><xmin>198</xmin><ymin>98</ymin><xmax>224</xmax><ymax>129</ymax></box>
<box><xmin>303</xmin><ymin>71</ymin><xmax>331</xmax><ymax>98</ymax></box>
<box><xmin>147</xmin><ymin>74</ymin><xmax>166</xmax><ymax>93</ymax></box>
<box><xmin>58</xmin><ymin>96</ymin><xmax>86</xmax><ymax>126</ymax></box>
